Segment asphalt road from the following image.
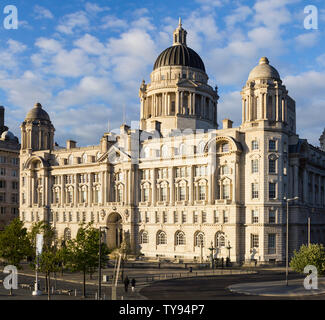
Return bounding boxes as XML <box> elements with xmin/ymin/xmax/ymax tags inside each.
<box><xmin>139</xmin><ymin>270</ymin><xmax>324</xmax><ymax>300</ymax></box>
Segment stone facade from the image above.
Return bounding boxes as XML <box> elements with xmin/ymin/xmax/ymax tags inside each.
<box><xmin>19</xmin><ymin>22</ymin><xmax>325</xmax><ymax>264</ymax></box>
<box><xmin>0</xmin><ymin>106</ymin><xmax>20</xmax><ymax>229</ymax></box>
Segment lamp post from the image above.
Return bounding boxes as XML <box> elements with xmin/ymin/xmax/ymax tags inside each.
<box><xmin>284</xmin><ymin>197</ymin><xmax>298</xmax><ymax>286</ymax></box>
<box><xmin>208</xmin><ymin>242</ymin><xmax>215</xmax><ymax>269</ymax></box>
<box><xmin>226</xmin><ymin>241</ymin><xmax>232</xmax><ymax>260</ymax></box>
<box><xmin>98</xmin><ymin>226</ymin><xmax>108</xmax><ymax>300</ymax></box>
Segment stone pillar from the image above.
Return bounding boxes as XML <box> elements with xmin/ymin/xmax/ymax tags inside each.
<box><xmin>242</xmin><ymin>99</ymin><xmax>245</xmax><ymax>122</ymax></box>
<box><xmin>264</xmin><ymin>93</ymin><xmax>267</xmax><ymax>120</ymax></box>
<box><xmin>189</xmin><ymin>166</ymin><xmax>194</xmax><ymax>205</ymax></box>
<box><xmin>176</xmin><ymin>91</ymin><xmax>180</xmax><ymax>115</ymax></box>
<box><xmin>275</xmin><ymin>93</ymin><xmax>279</xmax><ymax>121</ymax></box>
<box><xmin>74</xmin><ymin>175</ymin><xmax>78</xmax><ymax>204</ymax></box>
<box><xmin>201</xmin><ymin>95</ymin><xmax>204</xmax><ymax>118</ymax></box>
<box><xmin>170</xmin><ymin>168</ymin><xmax>175</xmax><ymax>205</ymax></box>
<box><xmin>167</xmin><ymin>93</ymin><xmax>171</xmax><ymax>115</ymax></box>
<box><xmin>193</xmin><ymin>93</ymin><xmax>196</xmax><ymax>115</ymax></box>
<box><xmin>311</xmin><ymin>173</ymin><xmax>315</xmax><ymax>205</ymax></box>
<box><xmin>152</xmin><ymin>169</ymin><xmax>156</xmax><ymax>205</ymax></box>
<box><xmin>303</xmin><ymin>169</ymin><xmax>308</xmax><ymax>203</ymax></box>
<box><xmin>180</xmin><ymin>91</ymin><xmax>184</xmax><ymax>115</ymax></box>
<box><xmin>294</xmin><ymin>165</ymin><xmax>299</xmax><ymax>198</ymax></box>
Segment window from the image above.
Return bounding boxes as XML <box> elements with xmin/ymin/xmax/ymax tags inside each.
<box><xmin>0</xmin><ymin>168</ymin><xmax>6</xmax><ymax>176</ymax></box>
<box><xmin>182</xmin><ymin>211</ymin><xmax>187</xmax><ymax>223</ymax></box>
<box><xmin>269</xmin><ymin>182</ymin><xmax>276</xmax><ymax>199</ymax></box>
<box><xmin>252</xmin><ymin>210</ymin><xmax>259</xmax><ymax>223</ymax></box>
<box><xmin>12</xmin><ymin>181</ymin><xmax>18</xmax><ymax>190</ymax></box>
<box><xmin>0</xmin><ymin>207</ymin><xmax>5</xmax><ymax>214</ymax></box>
<box><xmin>117</xmin><ymin>188</ymin><xmax>123</xmax><ymax>202</ymax></box>
<box><xmin>221</xmin><ymin>165</ymin><xmax>229</xmax><ymax>175</ymax></box>
<box><xmin>223</xmin><ymin>211</ymin><xmax>229</xmax><ymax>223</ymax></box>
<box><xmin>199</xmin><ymin>185</ymin><xmax>206</xmax><ymax>200</ymax></box>
<box><xmin>12</xmin><ymin>170</ymin><xmax>18</xmax><ymax>177</ymax></box>
<box><xmin>195</xmin><ymin>232</ymin><xmax>204</xmax><ymax>247</ymax></box>
<box><xmin>161</xmin><ymin>187</ymin><xmax>167</xmax><ymax>201</ymax></box>
<box><xmin>214</xmin><ymin>210</ymin><xmax>219</xmax><ymax>223</ymax></box>
<box><xmin>140</xmin><ymin>231</ymin><xmax>148</xmax><ymax>244</ymax></box>
<box><xmin>82</xmin><ymin>212</ymin><xmax>86</xmax><ymax>222</ymax></box>
<box><xmin>252</xmin><ymin>140</ymin><xmax>259</xmax><ymax>150</ymax></box>
<box><xmin>222</xmin><ymin>183</ymin><xmax>230</xmax><ymax>199</ymax></box>
<box><xmin>269</xmin><ymin>140</ymin><xmax>276</xmax><ymax>151</ymax></box>
<box><xmin>161</xmin><ymin>145</ymin><xmax>169</xmax><ymax>158</ymax></box>
<box><xmin>202</xmin><ymin>211</ymin><xmax>207</xmax><ymax>223</ymax></box>
<box><xmin>221</xmin><ymin>143</ymin><xmax>229</xmax><ymax>153</ymax></box>
<box><xmin>174</xmin><ymin>211</ymin><xmax>178</xmax><ymax>223</ymax></box>
<box><xmin>193</xmin><ymin>211</ymin><xmax>198</xmax><ymax>223</ymax></box>
<box><xmin>145</xmin><ymin>212</ymin><xmax>149</xmax><ymax>223</ymax></box>
<box><xmin>179</xmin><ymin>143</ymin><xmax>186</xmax><ymax>156</ymax></box>
<box><xmin>251</xmin><ymin>234</ymin><xmax>259</xmax><ymax>248</ymax></box>
<box><xmin>163</xmin><ymin>211</ymin><xmax>167</xmax><ymax>223</ymax></box>
<box><xmin>197</xmin><ymin>141</ymin><xmax>205</xmax><ymax>154</ymax></box>
<box><xmin>269</xmin><ymin>159</ymin><xmax>276</xmax><ymax>173</ymax></box>
<box><xmin>269</xmin><ymin>210</ymin><xmax>276</xmax><ymax>223</ymax></box>
<box><xmin>176</xmin><ymin>231</ymin><xmax>186</xmax><ymax>245</ymax></box>
<box><xmin>252</xmin><ymin>183</ymin><xmax>259</xmax><ymax>199</ymax></box>
<box><xmin>0</xmin><ymin>156</ymin><xmax>6</xmax><ymax>163</ymax></box>
<box><xmin>157</xmin><ymin>231</ymin><xmax>167</xmax><ymax>245</ymax></box>
<box><xmin>0</xmin><ymin>181</ymin><xmax>5</xmax><ymax>188</ymax></box>
<box><xmin>268</xmin><ymin>234</ymin><xmax>276</xmax><ymax>254</ymax></box>
<box><xmin>12</xmin><ymin>158</ymin><xmax>19</xmax><ymax>165</ymax></box>
<box><xmin>179</xmin><ymin>186</ymin><xmax>186</xmax><ymax>201</ymax></box>
<box><xmin>216</xmin><ymin>234</ymin><xmax>225</xmax><ymax>247</ymax></box>
<box><xmin>0</xmin><ymin>192</ymin><xmax>5</xmax><ymax>202</ymax></box>
<box><xmin>251</xmin><ymin>159</ymin><xmax>259</xmax><ymax>173</ymax></box>
<box><xmin>155</xmin><ymin>211</ymin><xmax>160</xmax><ymax>223</ymax></box>
<box><xmin>143</xmin><ymin>188</ymin><xmax>149</xmax><ymax>202</ymax></box>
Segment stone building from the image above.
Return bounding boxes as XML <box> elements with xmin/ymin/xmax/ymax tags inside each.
<box><xmin>0</xmin><ymin>106</ymin><xmax>20</xmax><ymax>229</ymax></box>
<box><xmin>20</xmin><ymin>21</ymin><xmax>325</xmax><ymax>264</ymax></box>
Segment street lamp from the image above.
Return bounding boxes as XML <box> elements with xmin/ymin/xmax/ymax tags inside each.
<box><xmin>284</xmin><ymin>196</ymin><xmax>299</xmax><ymax>286</ymax></box>
<box><xmin>208</xmin><ymin>241</ymin><xmax>215</xmax><ymax>269</ymax></box>
<box><xmin>226</xmin><ymin>241</ymin><xmax>232</xmax><ymax>260</ymax></box>
<box><xmin>98</xmin><ymin>226</ymin><xmax>108</xmax><ymax>300</ymax></box>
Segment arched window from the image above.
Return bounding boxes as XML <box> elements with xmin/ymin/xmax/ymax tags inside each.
<box><xmin>216</xmin><ymin>233</ymin><xmax>225</xmax><ymax>248</ymax></box>
<box><xmin>64</xmin><ymin>228</ymin><xmax>71</xmax><ymax>241</ymax></box>
<box><xmin>175</xmin><ymin>231</ymin><xmax>186</xmax><ymax>245</ymax></box>
<box><xmin>195</xmin><ymin>232</ymin><xmax>205</xmax><ymax>247</ymax></box>
<box><xmin>161</xmin><ymin>145</ymin><xmax>169</xmax><ymax>158</ymax></box>
<box><xmin>140</xmin><ymin>231</ymin><xmax>148</xmax><ymax>244</ymax></box>
<box><xmin>157</xmin><ymin>231</ymin><xmax>167</xmax><ymax>245</ymax></box>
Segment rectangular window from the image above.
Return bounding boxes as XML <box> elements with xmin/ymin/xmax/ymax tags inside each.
<box><xmin>269</xmin><ymin>182</ymin><xmax>276</xmax><ymax>199</ymax></box>
<box><xmin>223</xmin><ymin>211</ymin><xmax>228</xmax><ymax>223</ymax></box>
<box><xmin>12</xmin><ymin>170</ymin><xmax>18</xmax><ymax>177</ymax></box>
<box><xmin>269</xmin><ymin>159</ymin><xmax>276</xmax><ymax>173</ymax></box>
<box><xmin>179</xmin><ymin>186</ymin><xmax>186</xmax><ymax>201</ymax></box>
<box><xmin>143</xmin><ymin>188</ymin><xmax>149</xmax><ymax>202</ymax></box>
<box><xmin>0</xmin><ymin>168</ymin><xmax>6</xmax><ymax>176</ymax></box>
<box><xmin>77</xmin><ymin>212</ymin><xmax>80</xmax><ymax>222</ymax></box>
<box><xmin>145</xmin><ymin>211</ymin><xmax>149</xmax><ymax>223</ymax></box>
<box><xmin>222</xmin><ymin>184</ymin><xmax>230</xmax><ymax>199</ymax></box>
<box><xmin>269</xmin><ymin>210</ymin><xmax>276</xmax><ymax>223</ymax></box>
<box><xmin>0</xmin><ymin>192</ymin><xmax>5</xmax><ymax>202</ymax></box>
<box><xmin>163</xmin><ymin>211</ymin><xmax>167</xmax><ymax>223</ymax></box>
<box><xmin>11</xmin><ymin>208</ymin><xmax>18</xmax><ymax>215</ymax></box>
<box><xmin>193</xmin><ymin>211</ymin><xmax>198</xmax><ymax>223</ymax></box>
<box><xmin>155</xmin><ymin>211</ymin><xmax>160</xmax><ymax>223</ymax></box>
<box><xmin>0</xmin><ymin>207</ymin><xmax>5</xmax><ymax>214</ymax></box>
<box><xmin>12</xmin><ymin>158</ymin><xmax>19</xmax><ymax>165</ymax></box>
<box><xmin>269</xmin><ymin>140</ymin><xmax>276</xmax><ymax>151</ymax></box>
<box><xmin>214</xmin><ymin>210</ymin><xmax>219</xmax><ymax>223</ymax></box>
<box><xmin>252</xmin><ymin>210</ymin><xmax>259</xmax><ymax>223</ymax></box>
<box><xmin>12</xmin><ymin>181</ymin><xmax>18</xmax><ymax>190</ymax></box>
<box><xmin>173</xmin><ymin>211</ymin><xmax>178</xmax><ymax>223</ymax></box>
<box><xmin>202</xmin><ymin>211</ymin><xmax>207</xmax><ymax>223</ymax></box>
<box><xmin>182</xmin><ymin>211</ymin><xmax>187</xmax><ymax>223</ymax></box>
<box><xmin>0</xmin><ymin>180</ymin><xmax>5</xmax><ymax>188</ymax></box>
<box><xmin>251</xmin><ymin>234</ymin><xmax>259</xmax><ymax>248</ymax></box>
<box><xmin>161</xmin><ymin>187</ymin><xmax>167</xmax><ymax>201</ymax></box>
<box><xmin>0</xmin><ymin>156</ymin><xmax>6</xmax><ymax>163</ymax></box>
<box><xmin>251</xmin><ymin>159</ymin><xmax>259</xmax><ymax>173</ymax></box>
<box><xmin>252</xmin><ymin>183</ymin><xmax>259</xmax><ymax>199</ymax></box>
<box><xmin>199</xmin><ymin>185</ymin><xmax>206</xmax><ymax>200</ymax></box>
<box><xmin>252</xmin><ymin>140</ymin><xmax>259</xmax><ymax>150</ymax></box>
<box><xmin>268</xmin><ymin>234</ymin><xmax>276</xmax><ymax>254</ymax></box>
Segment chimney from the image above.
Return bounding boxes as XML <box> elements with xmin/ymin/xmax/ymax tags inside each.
<box><xmin>66</xmin><ymin>140</ymin><xmax>77</xmax><ymax>149</ymax></box>
<box><xmin>222</xmin><ymin>119</ymin><xmax>233</xmax><ymax>129</ymax></box>
<box><xmin>151</xmin><ymin>120</ymin><xmax>161</xmax><ymax>133</ymax></box>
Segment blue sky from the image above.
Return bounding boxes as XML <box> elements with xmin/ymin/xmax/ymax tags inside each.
<box><xmin>0</xmin><ymin>0</ymin><xmax>324</xmax><ymax>146</ymax></box>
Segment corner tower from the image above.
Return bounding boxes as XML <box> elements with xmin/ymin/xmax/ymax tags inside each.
<box><xmin>241</xmin><ymin>57</ymin><xmax>296</xmax><ymax>134</ymax></box>
<box><xmin>20</xmin><ymin>102</ymin><xmax>55</xmax><ymax>152</ymax></box>
<box><xmin>139</xmin><ymin>19</ymin><xmax>219</xmax><ymax>134</ymax></box>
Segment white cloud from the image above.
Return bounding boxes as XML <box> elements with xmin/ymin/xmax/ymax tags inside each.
<box><xmin>101</xmin><ymin>15</ymin><xmax>127</xmax><ymax>29</ymax></box>
<box><xmin>74</xmin><ymin>34</ymin><xmax>105</xmax><ymax>55</ymax></box>
<box><xmin>56</xmin><ymin>11</ymin><xmax>89</xmax><ymax>35</ymax></box>
<box><xmin>85</xmin><ymin>2</ymin><xmax>110</xmax><ymax>14</ymax></box>
<box><xmin>34</xmin><ymin>5</ymin><xmax>54</xmax><ymax>19</ymax></box>
<box><xmin>295</xmin><ymin>32</ymin><xmax>319</xmax><ymax>48</ymax></box>
<box><xmin>225</xmin><ymin>6</ymin><xmax>253</xmax><ymax>28</ymax></box>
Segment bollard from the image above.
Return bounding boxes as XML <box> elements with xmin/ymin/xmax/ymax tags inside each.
<box><xmin>74</xmin><ymin>289</ymin><xmax>77</xmax><ymax>297</ymax></box>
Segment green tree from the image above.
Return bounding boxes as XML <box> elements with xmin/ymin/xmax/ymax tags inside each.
<box><xmin>290</xmin><ymin>244</ymin><xmax>325</xmax><ymax>275</ymax></box>
<box><xmin>0</xmin><ymin>218</ymin><xmax>32</xmax><ymax>295</ymax></box>
<box><xmin>38</xmin><ymin>245</ymin><xmax>63</xmax><ymax>300</ymax></box>
<box><xmin>65</xmin><ymin>223</ymin><xmax>110</xmax><ymax>298</ymax></box>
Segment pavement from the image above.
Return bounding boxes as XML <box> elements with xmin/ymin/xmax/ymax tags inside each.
<box><xmin>228</xmin><ymin>277</ymin><xmax>325</xmax><ymax>297</ymax></box>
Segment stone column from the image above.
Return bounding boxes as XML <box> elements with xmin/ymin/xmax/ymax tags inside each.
<box><xmin>170</xmin><ymin>168</ymin><xmax>175</xmax><ymax>205</ymax></box>
<box><xmin>303</xmin><ymin>169</ymin><xmax>308</xmax><ymax>203</ymax></box>
<box><xmin>74</xmin><ymin>175</ymin><xmax>78</xmax><ymax>204</ymax></box>
<box><xmin>180</xmin><ymin>91</ymin><xmax>184</xmax><ymax>115</ymax></box>
<box><xmin>242</xmin><ymin>99</ymin><xmax>245</xmax><ymax>122</ymax></box>
<box><xmin>189</xmin><ymin>166</ymin><xmax>194</xmax><ymax>205</ymax></box>
<box><xmin>264</xmin><ymin>93</ymin><xmax>267</xmax><ymax>120</ymax></box>
<box><xmin>167</xmin><ymin>93</ymin><xmax>171</xmax><ymax>115</ymax></box>
<box><xmin>152</xmin><ymin>169</ymin><xmax>156</xmax><ymax>205</ymax></box>
<box><xmin>176</xmin><ymin>91</ymin><xmax>180</xmax><ymax>115</ymax></box>
<box><xmin>294</xmin><ymin>165</ymin><xmax>299</xmax><ymax>198</ymax></box>
<box><xmin>193</xmin><ymin>93</ymin><xmax>196</xmax><ymax>115</ymax></box>
<box><xmin>311</xmin><ymin>173</ymin><xmax>315</xmax><ymax>205</ymax></box>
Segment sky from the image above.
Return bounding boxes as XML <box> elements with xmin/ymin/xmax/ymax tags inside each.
<box><xmin>0</xmin><ymin>0</ymin><xmax>324</xmax><ymax>147</ymax></box>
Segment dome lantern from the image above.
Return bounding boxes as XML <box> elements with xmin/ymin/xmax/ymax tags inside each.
<box><xmin>173</xmin><ymin>17</ymin><xmax>187</xmax><ymax>46</ymax></box>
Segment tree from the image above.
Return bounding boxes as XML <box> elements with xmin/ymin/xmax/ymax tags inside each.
<box><xmin>65</xmin><ymin>223</ymin><xmax>110</xmax><ymax>298</ymax></box>
<box><xmin>38</xmin><ymin>245</ymin><xmax>64</xmax><ymax>300</ymax></box>
<box><xmin>0</xmin><ymin>218</ymin><xmax>32</xmax><ymax>295</ymax></box>
<box><xmin>290</xmin><ymin>244</ymin><xmax>325</xmax><ymax>275</ymax></box>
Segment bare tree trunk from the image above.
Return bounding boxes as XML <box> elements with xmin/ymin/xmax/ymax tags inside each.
<box><xmin>45</xmin><ymin>274</ymin><xmax>48</xmax><ymax>293</ymax></box>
